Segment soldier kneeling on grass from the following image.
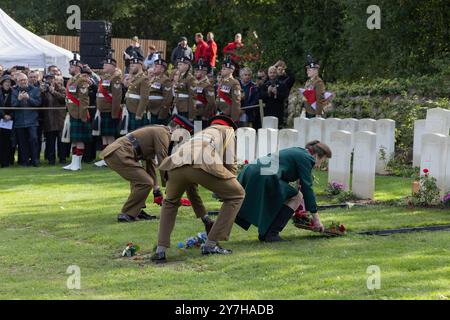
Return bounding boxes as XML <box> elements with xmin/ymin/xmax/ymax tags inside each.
<box><xmin>151</xmin><ymin>115</ymin><xmax>245</xmax><ymax>264</ymax></box>
<box><xmin>101</xmin><ymin>115</ymin><xmax>216</xmax><ymax>226</ymax></box>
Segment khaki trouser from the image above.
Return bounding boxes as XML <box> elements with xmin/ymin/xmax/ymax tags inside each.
<box><xmin>158</xmin><ymin>166</ymin><xmax>245</xmax><ymax>248</ymax></box>
<box><xmin>104</xmin><ymin>141</ymin><xmax>153</xmax><ymax>218</ymax></box>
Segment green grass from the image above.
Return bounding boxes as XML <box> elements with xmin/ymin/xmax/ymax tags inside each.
<box><xmin>0</xmin><ymin>165</ymin><xmax>449</xmax><ymax>300</ymax></box>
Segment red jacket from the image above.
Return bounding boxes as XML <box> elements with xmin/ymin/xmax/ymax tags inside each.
<box><xmin>205</xmin><ymin>40</ymin><xmax>218</xmax><ymax>67</ymax></box>
<box><xmin>195</xmin><ymin>40</ymin><xmax>208</xmax><ymax>63</ymax></box>
<box><xmin>223</xmin><ymin>41</ymin><xmax>244</xmax><ymax>62</ymax></box>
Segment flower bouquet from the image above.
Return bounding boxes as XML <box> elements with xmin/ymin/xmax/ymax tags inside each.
<box><xmin>292</xmin><ymin>211</ymin><xmax>346</xmax><ymax>236</ymax></box>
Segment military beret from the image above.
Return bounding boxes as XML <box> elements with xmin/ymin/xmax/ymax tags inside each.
<box><xmin>194</xmin><ymin>58</ymin><xmax>209</xmax><ymax>71</ymax></box>
<box><xmin>154</xmin><ymin>59</ymin><xmax>168</xmax><ymax>69</ymax></box>
<box><xmin>210</xmin><ymin>115</ymin><xmax>238</xmax><ymax>131</ymax></box>
<box><xmin>170</xmin><ymin>114</ymin><xmax>194</xmax><ymax>133</ymax></box>
<box><xmin>129</xmin><ymin>56</ymin><xmax>144</xmax><ymax>65</ymax></box>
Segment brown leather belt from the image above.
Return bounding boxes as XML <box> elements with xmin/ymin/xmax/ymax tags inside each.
<box><xmin>126</xmin><ymin>134</ymin><xmax>143</xmax><ymax>159</ymax></box>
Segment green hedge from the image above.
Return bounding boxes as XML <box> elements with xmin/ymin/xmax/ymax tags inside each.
<box><xmin>325</xmin><ymin>72</ymin><xmax>450</xmax><ymax>161</ymax></box>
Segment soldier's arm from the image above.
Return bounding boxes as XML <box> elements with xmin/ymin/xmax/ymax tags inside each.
<box><xmin>161</xmin><ymin>77</ymin><xmax>174</xmax><ymax>115</ymax></box>
<box><xmin>78</xmin><ymin>78</ymin><xmax>91</xmax><ymax>122</ymax></box>
<box><xmin>205</xmin><ymin>84</ymin><xmax>217</xmax><ymax>118</ymax></box>
<box><xmin>188</xmin><ymin>78</ymin><xmax>197</xmax><ymax>121</ymax></box>
<box><xmin>230</xmin><ymin>82</ymin><xmax>242</xmax><ymax>121</ymax></box>
<box><xmin>111</xmin><ymin>75</ymin><xmax>123</xmax><ymax>119</ymax></box>
<box><xmin>136</xmin><ymin>77</ymin><xmax>150</xmax><ymax>119</ymax></box>
<box><xmin>315</xmin><ymin>79</ymin><xmax>326</xmax><ymax>116</ymax></box>
<box><xmin>223</xmin><ymin>130</ymin><xmax>238</xmax><ymax>176</ymax></box>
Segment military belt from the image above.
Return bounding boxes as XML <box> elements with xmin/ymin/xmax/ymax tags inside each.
<box><xmin>126</xmin><ymin>134</ymin><xmax>143</xmax><ymax>159</ymax></box>
<box><xmin>126</xmin><ymin>93</ymin><xmax>141</xmax><ymax>100</ymax></box>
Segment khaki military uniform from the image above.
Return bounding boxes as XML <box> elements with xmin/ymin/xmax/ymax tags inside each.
<box><xmin>147</xmin><ymin>73</ymin><xmax>173</xmax><ymax>122</ymax></box>
<box><xmin>96</xmin><ymin>69</ymin><xmax>123</xmax><ymax>118</ymax></box>
<box><xmin>193</xmin><ymin>77</ymin><xmax>216</xmax><ymax>120</ymax></box>
<box><xmin>304</xmin><ymin>75</ymin><xmax>326</xmax><ymax>117</ymax></box>
<box><xmin>66</xmin><ymin>73</ymin><xmax>90</xmax><ymax>122</ymax></box>
<box><xmin>217</xmin><ymin>76</ymin><xmax>241</xmax><ymax>122</ymax></box>
<box><xmin>125</xmin><ymin>72</ymin><xmax>150</xmax><ymax>118</ymax></box>
<box><xmin>101</xmin><ymin>126</ymin><xmax>170</xmax><ymax>218</ymax></box>
<box><xmin>171</xmin><ymin>71</ymin><xmax>197</xmax><ymax>120</ymax></box>
<box><xmin>157</xmin><ymin>125</ymin><xmax>245</xmax><ymax>248</ymax></box>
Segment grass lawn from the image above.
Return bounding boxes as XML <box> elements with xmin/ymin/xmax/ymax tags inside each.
<box><xmin>0</xmin><ymin>165</ymin><xmax>449</xmax><ymax>300</ymax></box>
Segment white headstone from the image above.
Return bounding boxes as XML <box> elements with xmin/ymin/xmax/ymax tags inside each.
<box><xmin>420</xmin><ymin>133</ymin><xmax>448</xmax><ymax>194</ymax></box>
<box><xmin>262</xmin><ymin>117</ymin><xmax>279</xmax><ymax>129</ymax></box>
<box><xmin>257</xmin><ymin>128</ymin><xmax>279</xmax><ymax>158</ymax></box>
<box><xmin>358</xmin><ymin>119</ymin><xmax>377</xmax><ymax>133</ymax></box>
<box><xmin>425</xmin><ymin>108</ymin><xmax>450</xmax><ymax>136</ymax></box>
<box><xmin>278</xmin><ymin>129</ymin><xmax>300</xmax><ymax>150</ymax></box>
<box><xmin>323</xmin><ymin>118</ymin><xmax>342</xmax><ymax>146</ymax></box>
<box><xmin>341</xmin><ymin>118</ymin><xmax>359</xmax><ymax>149</ymax></box>
<box><xmin>352</xmin><ymin>131</ymin><xmax>377</xmax><ymax>200</ymax></box>
<box><xmin>413</xmin><ymin>119</ymin><xmax>426</xmax><ymax>167</ymax></box>
<box><xmin>328</xmin><ymin>130</ymin><xmax>352</xmax><ymax>191</ymax></box>
<box><xmin>376</xmin><ymin>119</ymin><xmax>396</xmax><ymax>174</ymax></box>
<box><xmin>236</xmin><ymin>127</ymin><xmax>257</xmax><ymax>163</ymax></box>
<box><xmin>445</xmin><ymin>137</ymin><xmax>450</xmax><ymax>194</ymax></box>
<box><xmin>294</xmin><ymin>117</ymin><xmax>309</xmax><ymax>148</ymax></box>
<box><xmin>307</xmin><ymin>117</ymin><xmax>325</xmax><ymax>143</ymax></box>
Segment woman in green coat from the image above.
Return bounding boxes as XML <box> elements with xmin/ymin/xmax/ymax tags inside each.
<box><xmin>235</xmin><ymin>141</ymin><xmax>332</xmax><ymax>242</ymax></box>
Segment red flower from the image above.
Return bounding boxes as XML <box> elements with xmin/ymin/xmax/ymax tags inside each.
<box><xmin>244</xmin><ymin>160</ymin><xmax>249</xmax><ymax>165</ymax></box>
<box><xmin>423</xmin><ymin>169</ymin><xmax>429</xmax><ymax>174</ymax></box>
<box><xmin>339</xmin><ymin>225</ymin><xmax>346</xmax><ymax>233</ymax></box>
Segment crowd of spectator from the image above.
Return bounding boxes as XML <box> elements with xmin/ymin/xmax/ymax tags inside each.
<box><xmin>0</xmin><ymin>31</ymin><xmax>302</xmax><ymax>169</ymax></box>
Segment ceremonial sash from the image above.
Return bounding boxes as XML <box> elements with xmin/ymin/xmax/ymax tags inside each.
<box><xmin>66</xmin><ymin>81</ymin><xmax>90</xmax><ymax>121</ymax></box>
<box><xmin>98</xmin><ymin>80</ymin><xmax>113</xmax><ymax>104</ymax></box>
<box><xmin>218</xmin><ymin>90</ymin><xmax>232</xmax><ymax>106</ymax></box>
<box><xmin>66</xmin><ymin>82</ymin><xmax>80</xmax><ymax>106</ymax></box>
<box><xmin>302</xmin><ymin>89</ymin><xmax>316</xmax><ymax>106</ymax></box>
<box><xmin>196</xmin><ymin>94</ymin><xmax>208</xmax><ymax>105</ymax></box>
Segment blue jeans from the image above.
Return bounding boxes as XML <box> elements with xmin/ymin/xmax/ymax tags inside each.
<box><xmin>16</xmin><ymin>126</ymin><xmax>39</xmax><ymax>166</ymax></box>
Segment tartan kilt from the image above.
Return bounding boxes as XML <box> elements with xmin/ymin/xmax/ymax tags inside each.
<box><xmin>128</xmin><ymin>112</ymin><xmax>150</xmax><ymax>132</ymax></box>
<box><xmin>100</xmin><ymin>112</ymin><xmax>119</xmax><ymax>136</ymax></box>
<box><xmin>70</xmin><ymin>117</ymin><xmax>92</xmax><ymax>143</ymax></box>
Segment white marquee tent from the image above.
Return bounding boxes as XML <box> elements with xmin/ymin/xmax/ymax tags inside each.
<box><xmin>0</xmin><ymin>8</ymin><xmax>72</xmax><ymax>77</ymax></box>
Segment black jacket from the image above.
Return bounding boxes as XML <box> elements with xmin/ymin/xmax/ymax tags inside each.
<box><xmin>260</xmin><ymin>79</ymin><xmax>289</xmax><ymax>123</ymax></box>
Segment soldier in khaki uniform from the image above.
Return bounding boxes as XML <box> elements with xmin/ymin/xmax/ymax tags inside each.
<box><xmin>124</xmin><ymin>56</ymin><xmax>150</xmax><ymax>132</ymax></box>
<box><xmin>63</xmin><ymin>53</ymin><xmax>91</xmax><ymax>171</ymax></box>
<box><xmin>193</xmin><ymin>58</ymin><xmax>217</xmax><ymax>127</ymax></box>
<box><xmin>93</xmin><ymin>55</ymin><xmax>123</xmax><ymax>167</ymax></box>
<box><xmin>170</xmin><ymin>57</ymin><xmax>197</xmax><ymax>121</ymax></box>
<box><xmin>151</xmin><ymin>115</ymin><xmax>245</xmax><ymax>264</ymax></box>
<box><xmin>303</xmin><ymin>55</ymin><xmax>326</xmax><ymax>119</ymax></box>
<box><xmin>147</xmin><ymin>59</ymin><xmax>173</xmax><ymax>126</ymax></box>
<box><xmin>217</xmin><ymin>57</ymin><xmax>241</xmax><ymax>122</ymax></box>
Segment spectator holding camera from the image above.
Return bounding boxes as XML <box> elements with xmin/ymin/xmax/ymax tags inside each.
<box><xmin>171</xmin><ymin>36</ymin><xmax>194</xmax><ymax>66</ymax></box>
<box><xmin>260</xmin><ymin>66</ymin><xmax>288</xmax><ymax>128</ymax></box>
<box><xmin>41</xmin><ymin>74</ymin><xmax>68</xmax><ymax>165</ymax></box>
<box><xmin>11</xmin><ymin>72</ymin><xmax>42</xmax><ymax>167</ymax></box>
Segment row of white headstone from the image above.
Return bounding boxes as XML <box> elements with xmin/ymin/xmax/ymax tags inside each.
<box><xmin>236</xmin><ymin>116</ymin><xmax>396</xmax><ymax>200</ymax></box>
<box><xmin>413</xmin><ymin>108</ymin><xmax>450</xmax><ymax>194</ymax></box>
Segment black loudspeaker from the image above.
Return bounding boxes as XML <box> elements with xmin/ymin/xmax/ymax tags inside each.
<box><xmin>81</xmin><ymin>21</ymin><xmax>112</xmax><ymax>34</ymax></box>
<box><xmin>80</xmin><ymin>20</ymin><xmax>112</xmax><ymax>69</ymax></box>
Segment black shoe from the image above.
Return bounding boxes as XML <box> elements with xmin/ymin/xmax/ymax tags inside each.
<box><xmin>137</xmin><ymin>210</ymin><xmax>158</xmax><ymax>221</ymax></box>
<box><xmin>201</xmin><ymin>244</ymin><xmax>233</xmax><ymax>255</ymax></box>
<box><xmin>264</xmin><ymin>233</ymin><xmax>285</xmax><ymax>242</ymax></box>
<box><xmin>258</xmin><ymin>234</ymin><xmax>266</xmax><ymax>242</ymax></box>
<box><xmin>150</xmin><ymin>252</ymin><xmax>167</xmax><ymax>264</ymax></box>
<box><xmin>117</xmin><ymin>213</ymin><xmax>137</xmax><ymax>223</ymax></box>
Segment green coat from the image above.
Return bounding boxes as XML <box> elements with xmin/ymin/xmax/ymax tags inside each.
<box><xmin>235</xmin><ymin>147</ymin><xmax>318</xmax><ymax>235</ymax></box>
